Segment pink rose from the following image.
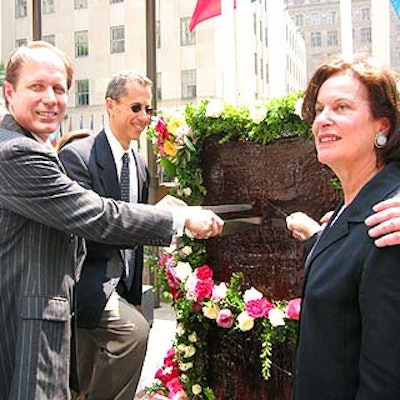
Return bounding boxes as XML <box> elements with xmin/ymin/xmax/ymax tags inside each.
<box><xmin>158</xmin><ymin>254</ymin><xmax>176</xmax><ymax>270</ymax></box>
<box><xmin>286</xmin><ymin>298</ymin><xmax>301</xmax><ymax>320</ymax></box>
<box><xmin>155</xmin><ymin>116</ymin><xmax>169</xmax><ymax>139</ymax></box>
<box><xmin>211</xmin><ymin>282</ymin><xmax>227</xmax><ymax>301</ymax></box>
<box><xmin>165</xmin><ymin>266</ymin><xmax>181</xmax><ymax>300</ymax></box>
<box><xmin>166</xmin><ymin>377</ymin><xmax>184</xmax><ymax>396</ymax></box>
<box><xmin>194</xmin><ymin>265</ymin><xmax>213</xmax><ymax>280</ymax></box>
<box><xmin>245</xmin><ymin>298</ymin><xmax>273</xmax><ymax>319</ymax></box>
<box><xmin>193</xmin><ymin>278</ymin><xmax>214</xmax><ymax>301</ymax></box>
<box><xmin>216</xmin><ymin>309</ymin><xmax>234</xmax><ymax>328</ymax></box>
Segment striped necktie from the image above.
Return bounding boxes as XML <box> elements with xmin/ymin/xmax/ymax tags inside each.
<box><xmin>120</xmin><ymin>152</ymin><xmax>135</xmax><ymax>288</ymax></box>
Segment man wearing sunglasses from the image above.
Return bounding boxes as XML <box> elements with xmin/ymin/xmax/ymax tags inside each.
<box><xmin>59</xmin><ymin>71</ymin><xmax>159</xmax><ymax>400</ymax></box>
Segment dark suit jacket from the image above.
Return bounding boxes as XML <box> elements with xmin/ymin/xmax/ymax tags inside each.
<box><xmin>0</xmin><ymin>115</ymin><xmax>173</xmax><ymax>400</ymax></box>
<box><xmin>59</xmin><ymin>130</ymin><xmax>150</xmax><ymax>328</ymax></box>
<box><xmin>294</xmin><ymin>161</ymin><xmax>400</xmax><ymax>400</ymax></box>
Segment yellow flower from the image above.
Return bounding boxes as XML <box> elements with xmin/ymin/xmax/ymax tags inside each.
<box><xmin>163</xmin><ymin>140</ymin><xmax>177</xmax><ymax>157</ymax></box>
<box><xmin>202</xmin><ymin>303</ymin><xmax>220</xmax><ymax>320</ymax></box>
<box><xmin>167</xmin><ymin>113</ymin><xmax>186</xmax><ymax>136</ymax></box>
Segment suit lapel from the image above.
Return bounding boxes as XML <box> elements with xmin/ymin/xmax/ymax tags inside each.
<box><xmin>131</xmin><ymin>148</ymin><xmax>147</xmax><ymax>203</ymax></box>
<box><xmin>94</xmin><ymin>130</ymin><xmax>120</xmax><ymax>200</ymax></box>
<box><xmin>304</xmin><ymin>162</ymin><xmax>400</xmax><ymax>280</ymax></box>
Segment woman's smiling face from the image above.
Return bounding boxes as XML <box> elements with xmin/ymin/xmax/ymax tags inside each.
<box><xmin>312</xmin><ymin>72</ymin><xmax>386</xmax><ymax>173</ymax></box>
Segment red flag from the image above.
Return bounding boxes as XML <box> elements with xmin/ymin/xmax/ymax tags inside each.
<box><xmin>189</xmin><ymin>0</ymin><xmax>236</xmax><ymax>32</ymax></box>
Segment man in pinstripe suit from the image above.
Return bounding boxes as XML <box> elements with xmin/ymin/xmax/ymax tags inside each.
<box><xmin>0</xmin><ymin>41</ymin><xmax>223</xmax><ymax>400</ymax></box>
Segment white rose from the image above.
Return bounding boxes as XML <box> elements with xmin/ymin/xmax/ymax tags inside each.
<box><xmin>248</xmin><ymin>101</ymin><xmax>267</xmax><ymax>124</ymax></box>
<box><xmin>243</xmin><ymin>287</ymin><xmax>263</xmax><ymax>303</ymax></box>
<box><xmin>177</xmin><ymin>343</ymin><xmax>186</xmax><ymax>353</ymax></box>
<box><xmin>205</xmin><ymin>99</ymin><xmax>224</xmax><ymax>118</ymax></box>
<box><xmin>268</xmin><ymin>308</ymin><xmax>285</xmax><ymax>327</ymax></box>
<box><xmin>176</xmin><ymin>323</ymin><xmax>185</xmax><ymax>336</ymax></box>
<box><xmin>180</xmin><ymin>245</ymin><xmax>193</xmax><ymax>257</ymax></box>
<box><xmin>179</xmin><ymin>361</ymin><xmax>193</xmax><ymax>371</ymax></box>
<box><xmin>184</xmin><ymin>345</ymin><xmax>196</xmax><ymax>358</ymax></box>
<box><xmin>174</xmin><ymin>262</ymin><xmax>193</xmax><ymax>282</ymax></box>
<box><xmin>237</xmin><ymin>311</ymin><xmax>255</xmax><ymax>331</ymax></box>
<box><xmin>188</xmin><ymin>332</ymin><xmax>197</xmax><ymax>343</ymax></box>
<box><xmin>192</xmin><ymin>384</ymin><xmax>202</xmax><ymax>395</ymax></box>
<box><xmin>182</xmin><ymin>187</ymin><xmax>192</xmax><ymax>197</ymax></box>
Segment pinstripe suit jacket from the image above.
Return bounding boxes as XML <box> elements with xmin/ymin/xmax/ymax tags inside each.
<box><xmin>0</xmin><ymin>116</ymin><xmax>173</xmax><ymax>400</ymax></box>
<box><xmin>59</xmin><ymin>130</ymin><xmax>150</xmax><ymax>329</ymax></box>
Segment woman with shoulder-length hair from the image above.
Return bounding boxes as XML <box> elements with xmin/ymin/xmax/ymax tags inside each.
<box><xmin>293</xmin><ymin>53</ymin><xmax>400</xmax><ymax>400</ymax></box>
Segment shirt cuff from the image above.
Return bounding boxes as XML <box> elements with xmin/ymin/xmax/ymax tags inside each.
<box><xmin>171</xmin><ymin>208</ymin><xmax>186</xmax><ymax>237</ymax></box>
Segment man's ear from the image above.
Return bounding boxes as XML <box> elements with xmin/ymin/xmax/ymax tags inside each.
<box><xmin>3</xmin><ymin>81</ymin><xmax>14</xmax><ymax>103</ymax></box>
<box><xmin>105</xmin><ymin>97</ymin><xmax>114</xmax><ymax>113</ymax></box>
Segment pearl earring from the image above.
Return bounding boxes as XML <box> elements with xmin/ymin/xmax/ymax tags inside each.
<box><xmin>375</xmin><ymin>132</ymin><xmax>388</xmax><ymax>148</ymax></box>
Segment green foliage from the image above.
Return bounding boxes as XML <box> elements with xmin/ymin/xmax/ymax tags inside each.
<box><xmin>248</xmin><ymin>92</ymin><xmax>312</xmax><ymax>144</ymax></box>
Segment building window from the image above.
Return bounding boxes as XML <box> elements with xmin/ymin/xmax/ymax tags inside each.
<box><xmin>259</xmin><ymin>20</ymin><xmax>263</xmax><ymax>41</ymax></box>
<box><xmin>295</xmin><ymin>14</ymin><xmax>304</xmax><ymax>27</ymax></box>
<box><xmin>327</xmin><ymin>30</ymin><xmax>338</xmax><ymax>46</ymax></box>
<box><xmin>326</xmin><ymin>10</ymin><xmax>336</xmax><ymax>25</ymax></box>
<box><xmin>110</xmin><ymin>26</ymin><xmax>125</xmax><ymax>53</ymax></box>
<box><xmin>260</xmin><ymin>58</ymin><xmax>263</xmax><ymax>80</ymax></box>
<box><xmin>43</xmin><ymin>34</ymin><xmax>55</xmax><ymax>46</ymax></box>
<box><xmin>311</xmin><ymin>32</ymin><xmax>322</xmax><ymax>47</ymax></box>
<box><xmin>156</xmin><ymin>72</ymin><xmax>162</xmax><ymax>101</ymax></box>
<box><xmin>361</xmin><ymin>8</ymin><xmax>370</xmax><ymax>21</ymax></box>
<box><xmin>76</xmin><ymin>79</ymin><xmax>89</xmax><ymax>107</ymax></box>
<box><xmin>254</xmin><ymin>53</ymin><xmax>258</xmax><ymax>75</ymax></box>
<box><xmin>310</xmin><ymin>12</ymin><xmax>321</xmax><ymax>25</ymax></box>
<box><xmin>293</xmin><ymin>0</ymin><xmax>304</xmax><ymax>4</ymax></box>
<box><xmin>74</xmin><ymin>0</ymin><xmax>88</xmax><ymax>9</ymax></box>
<box><xmin>156</xmin><ymin>20</ymin><xmax>161</xmax><ymax>49</ymax></box>
<box><xmin>110</xmin><ymin>0</ymin><xmax>123</xmax><ymax>3</ymax></box>
<box><xmin>360</xmin><ymin>27</ymin><xmax>371</xmax><ymax>44</ymax></box>
<box><xmin>75</xmin><ymin>30</ymin><xmax>89</xmax><ymax>57</ymax></box>
<box><xmin>181</xmin><ymin>70</ymin><xmax>196</xmax><ymax>99</ymax></box>
<box><xmin>16</xmin><ymin>0</ymin><xmax>27</xmax><ymax>18</ymax></box>
<box><xmin>180</xmin><ymin>17</ymin><xmax>195</xmax><ymax>46</ymax></box>
<box><xmin>15</xmin><ymin>38</ymin><xmax>27</xmax><ymax>47</ymax></box>
<box><xmin>42</xmin><ymin>0</ymin><xmax>54</xmax><ymax>14</ymax></box>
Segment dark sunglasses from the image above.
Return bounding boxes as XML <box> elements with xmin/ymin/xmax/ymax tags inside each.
<box><xmin>129</xmin><ymin>103</ymin><xmax>154</xmax><ymax>116</ymax></box>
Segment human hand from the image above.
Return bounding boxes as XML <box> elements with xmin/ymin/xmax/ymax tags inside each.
<box><xmin>286</xmin><ymin>211</ymin><xmax>322</xmax><ymax>241</ymax></box>
<box><xmin>184</xmin><ymin>207</ymin><xmax>224</xmax><ymax>239</ymax></box>
<box><xmin>319</xmin><ymin>211</ymin><xmax>333</xmax><ymax>225</ymax></box>
<box><xmin>365</xmin><ymin>197</ymin><xmax>400</xmax><ymax>247</ymax></box>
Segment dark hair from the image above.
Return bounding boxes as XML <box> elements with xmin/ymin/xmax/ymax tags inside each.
<box><xmin>3</xmin><ymin>41</ymin><xmax>73</xmax><ymax>108</ymax></box>
<box><xmin>105</xmin><ymin>70</ymin><xmax>152</xmax><ymax>101</ymax></box>
<box><xmin>302</xmin><ymin>53</ymin><xmax>400</xmax><ymax>163</ymax></box>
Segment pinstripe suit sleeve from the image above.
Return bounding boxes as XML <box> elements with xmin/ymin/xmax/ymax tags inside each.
<box><xmin>0</xmin><ymin>131</ymin><xmax>174</xmax><ymax>247</ymax></box>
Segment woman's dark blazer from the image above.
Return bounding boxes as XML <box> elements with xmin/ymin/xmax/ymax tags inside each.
<box><xmin>294</xmin><ymin>161</ymin><xmax>400</xmax><ymax>400</ymax></box>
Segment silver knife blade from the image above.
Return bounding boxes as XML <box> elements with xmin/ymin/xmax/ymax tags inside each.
<box><xmin>220</xmin><ymin>216</ymin><xmax>263</xmax><ymax>236</ymax></box>
<box><xmin>201</xmin><ymin>203</ymin><xmax>253</xmax><ymax>214</ymax></box>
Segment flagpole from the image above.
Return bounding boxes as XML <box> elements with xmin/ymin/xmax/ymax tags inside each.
<box><xmin>217</xmin><ymin>0</ymin><xmax>236</xmax><ymax>104</ymax></box>
<box><xmin>371</xmin><ymin>0</ymin><xmax>390</xmax><ymax>64</ymax></box>
<box><xmin>340</xmin><ymin>0</ymin><xmax>353</xmax><ymax>58</ymax></box>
